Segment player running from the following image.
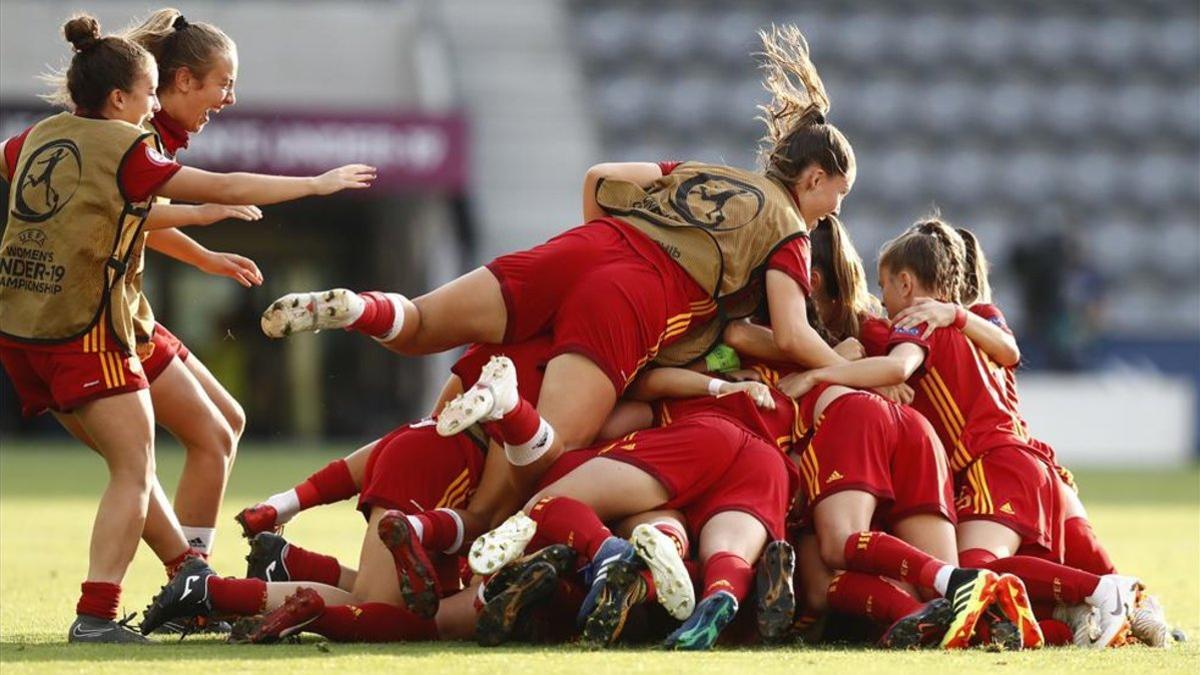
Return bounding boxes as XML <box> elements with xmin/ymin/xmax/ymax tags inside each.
<box><xmin>0</xmin><ymin>14</ymin><xmax>373</xmax><ymax>643</ymax></box>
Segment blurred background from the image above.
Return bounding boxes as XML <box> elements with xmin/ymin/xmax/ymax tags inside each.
<box><xmin>1</xmin><ymin>0</ymin><xmax>1197</xmax><ymax>466</ymax></box>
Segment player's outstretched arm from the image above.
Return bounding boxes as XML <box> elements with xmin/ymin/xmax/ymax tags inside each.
<box><xmin>157</xmin><ymin>164</ymin><xmax>376</xmax><ymax>206</ymax></box>
<box><xmin>143</xmin><ymin>203</ymin><xmax>262</xmax><ymax>231</ymax></box>
<box><xmin>779</xmin><ymin>343</ymin><xmax>926</xmax><ymax>399</ymax></box>
<box><xmin>147</xmin><ymin>229</ymin><xmax>262</xmax><ymax>287</ymax></box>
<box><xmin>627</xmin><ymin>366</ymin><xmax>775</xmax><ymax>409</ymax></box>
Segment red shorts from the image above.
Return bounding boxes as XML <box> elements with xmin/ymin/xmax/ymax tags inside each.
<box><xmin>535</xmin><ymin>414</ymin><xmax>748</xmax><ymax>509</ymax></box>
<box><xmin>451</xmin><ymin>337</ymin><xmax>553</xmax><ymax>406</ymax></box>
<box><xmin>486</xmin><ymin>221</ymin><xmax>713</xmax><ymax>394</ymax></box>
<box><xmin>683</xmin><ymin>436</ymin><xmax>795</xmax><ymax>540</ymax></box>
<box><xmin>799</xmin><ymin>393</ymin><xmax>955</xmax><ymax>526</ymax></box>
<box><xmin>955</xmin><ymin>445</ymin><xmax>1065</xmax><ymax>558</ymax></box>
<box><xmin>358</xmin><ymin>420</ymin><xmax>487</xmax><ymax>519</ymax></box>
<box><xmin>137</xmin><ymin>323</ymin><xmax>190</xmax><ymax>383</ymax></box>
<box><xmin>0</xmin><ymin>326</ymin><xmax>148</xmax><ymax>417</ymax></box>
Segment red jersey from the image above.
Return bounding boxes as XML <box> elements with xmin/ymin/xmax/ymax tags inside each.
<box><xmin>656</xmin><ymin>384</ymin><xmax>802</xmax><ymax>454</ymax></box>
<box><xmin>2</xmin><ymin>120</ymin><xmax>181</xmax><ymax>202</ymax></box>
<box><xmin>451</xmin><ymin>337</ymin><xmax>553</xmax><ymax>405</ymax></box>
<box><xmin>860</xmin><ymin>315</ymin><xmax>892</xmax><ymax>357</ymax></box>
<box><xmin>886</xmin><ymin>323</ymin><xmax>1052</xmax><ymax>473</ymax></box>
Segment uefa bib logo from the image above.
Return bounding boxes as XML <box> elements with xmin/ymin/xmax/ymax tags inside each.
<box><xmin>12</xmin><ymin>139</ymin><xmax>82</xmax><ymax>223</ymax></box>
<box><xmin>672</xmin><ymin>173</ymin><xmax>766</xmax><ymax>231</ymax></box>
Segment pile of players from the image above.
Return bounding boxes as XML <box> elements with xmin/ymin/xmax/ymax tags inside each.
<box><xmin>134</xmin><ymin>25</ymin><xmax>1178</xmax><ymax>651</ymax></box>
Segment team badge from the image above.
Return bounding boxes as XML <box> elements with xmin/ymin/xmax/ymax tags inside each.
<box><xmin>12</xmin><ymin>139</ymin><xmax>82</xmax><ymax>223</ymax></box>
<box><xmin>672</xmin><ymin>173</ymin><xmax>765</xmax><ymax>231</ymax></box>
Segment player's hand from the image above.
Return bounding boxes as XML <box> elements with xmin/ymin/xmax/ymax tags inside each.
<box><xmin>313</xmin><ymin>164</ymin><xmax>377</xmax><ymax>195</ymax></box>
<box><xmin>719</xmin><ymin>381</ymin><xmax>775</xmax><ymax>409</ymax></box>
<box><xmin>892</xmin><ymin>298</ymin><xmax>956</xmax><ymax>338</ymax></box>
<box><xmin>199</xmin><ymin>251</ymin><xmax>263</xmax><ymax>287</ymax></box>
<box><xmin>834</xmin><ymin>336</ymin><xmax>865</xmax><ymax>361</ymax></box>
<box><xmin>195</xmin><ymin>204</ymin><xmax>262</xmax><ymax>226</ymax></box>
<box><xmin>872</xmin><ymin>383</ymin><xmax>914</xmax><ymax>405</ymax></box>
<box><xmin>778</xmin><ymin>371</ymin><xmax>817</xmax><ymax>399</ymax></box>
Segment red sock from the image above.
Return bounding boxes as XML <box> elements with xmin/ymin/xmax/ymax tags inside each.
<box><xmin>294</xmin><ymin>460</ymin><xmax>358</xmax><ymax>510</ymax></box>
<box><xmin>163</xmin><ymin>547</ymin><xmax>206</xmax><ymax>578</ymax></box>
<box><xmin>1039</xmin><ymin>618</ymin><xmax>1074</xmax><ymax>646</ymax></box>
<box><xmin>283</xmin><ymin>543</ymin><xmax>343</xmax><ymax>586</ymax></box>
<box><xmin>653</xmin><ymin>520</ymin><xmax>689</xmax><ymax>557</ymax></box>
<box><xmin>701</xmin><ymin>551</ymin><xmax>753</xmax><ymax>603</ymax></box>
<box><xmin>347</xmin><ymin>291</ymin><xmax>397</xmax><ymax>338</ymax></box>
<box><xmin>527</xmin><ymin>496</ymin><xmax>612</xmax><ymax>560</ymax></box>
<box><xmin>207</xmin><ymin>577</ymin><xmax>267</xmax><ymax>615</ymax></box>
<box><xmin>308</xmin><ymin>602</ymin><xmax>438</xmax><ymax>642</ymax></box>
<box><xmin>959</xmin><ymin>547</ymin><xmax>998</xmax><ymax>568</ymax></box>
<box><xmin>493</xmin><ymin>398</ymin><xmax>541</xmax><ymax>446</ymax></box>
<box><xmin>413</xmin><ymin>509</ymin><xmax>461</xmax><ymax>553</ymax></box>
<box><xmin>843</xmin><ymin>531</ymin><xmax>946</xmax><ymax>593</ymax></box>
<box><xmin>826</xmin><ymin>571</ymin><xmax>921</xmax><ymax>624</ymax></box>
<box><xmin>76</xmin><ymin>582</ymin><xmax>121</xmax><ymax>620</ymax></box>
<box><xmin>639</xmin><ymin>569</ymin><xmax>659</xmax><ymax>603</ymax></box>
<box><xmin>981</xmin><ymin>555</ymin><xmax>1101</xmax><ymax>605</ymax></box>
<box><xmin>1063</xmin><ymin>517</ymin><xmax>1117</xmax><ymax>576</ymax></box>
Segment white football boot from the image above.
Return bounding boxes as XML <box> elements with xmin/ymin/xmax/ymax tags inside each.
<box><xmin>437</xmin><ymin>355</ymin><xmax>519</xmax><ymax>437</ymax></box>
<box><xmin>1053</xmin><ymin>602</ymin><xmax>1101</xmax><ymax>647</ymax></box>
<box><xmin>468</xmin><ymin>511</ymin><xmax>537</xmax><ymax>576</ymax></box>
<box><xmin>1130</xmin><ymin>592</ymin><xmax>1171</xmax><ymax>648</ymax></box>
<box><xmin>1083</xmin><ymin>574</ymin><xmax>1138</xmax><ymax>648</ymax></box>
<box><xmin>631</xmin><ymin>524</ymin><xmax>696</xmax><ymax>621</ymax></box>
<box><xmin>261</xmin><ymin>288</ymin><xmax>363</xmax><ymax>338</ymax></box>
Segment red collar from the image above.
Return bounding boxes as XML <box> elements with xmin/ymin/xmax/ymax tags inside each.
<box><xmin>151</xmin><ymin>110</ymin><xmax>191</xmax><ymax>155</ymax></box>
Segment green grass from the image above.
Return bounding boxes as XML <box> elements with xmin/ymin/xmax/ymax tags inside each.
<box><xmin>1</xmin><ymin>442</ymin><xmax>1197</xmax><ymax>673</ymax></box>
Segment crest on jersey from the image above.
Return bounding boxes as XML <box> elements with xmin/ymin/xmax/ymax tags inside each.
<box><xmin>12</xmin><ymin>139</ymin><xmax>82</xmax><ymax>223</ymax></box>
<box><xmin>672</xmin><ymin>173</ymin><xmax>765</xmax><ymax>231</ymax></box>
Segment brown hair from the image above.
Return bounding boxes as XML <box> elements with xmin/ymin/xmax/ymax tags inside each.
<box><xmin>756</xmin><ymin>25</ymin><xmax>855</xmax><ymax>187</ymax></box>
<box><xmin>810</xmin><ymin>215</ymin><xmax>882</xmax><ymax>341</ymax></box>
<box><xmin>879</xmin><ymin>217</ymin><xmax>967</xmax><ymax>303</ymax></box>
<box><xmin>957</xmin><ymin>227</ymin><xmax>993</xmax><ymax>306</ymax></box>
<box><xmin>121</xmin><ymin>8</ymin><xmax>235</xmax><ymax>93</ymax></box>
<box><xmin>43</xmin><ymin>15</ymin><xmax>154</xmax><ymax>113</ymax></box>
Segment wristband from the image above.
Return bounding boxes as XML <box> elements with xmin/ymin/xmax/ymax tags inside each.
<box><xmin>952</xmin><ymin>306</ymin><xmax>968</xmax><ymax>331</ymax></box>
<box><xmin>707</xmin><ymin>378</ymin><xmax>725</xmax><ymax>396</ymax></box>
<box><xmin>704</xmin><ymin>343</ymin><xmax>741</xmax><ymax>373</ymax></box>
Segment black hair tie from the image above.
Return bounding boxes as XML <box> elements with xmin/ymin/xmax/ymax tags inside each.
<box><xmin>812</xmin><ymin>111</ymin><xmax>826</xmax><ymax>125</ymax></box>
<box><xmin>173</xmin><ymin>15</ymin><xmax>189</xmax><ymax>30</ymax></box>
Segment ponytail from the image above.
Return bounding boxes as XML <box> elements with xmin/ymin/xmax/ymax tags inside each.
<box><xmin>956</xmin><ymin>227</ymin><xmax>993</xmax><ymax>306</ymax></box>
<box><xmin>810</xmin><ymin>215</ymin><xmax>882</xmax><ymax>341</ymax></box>
<box><xmin>756</xmin><ymin>25</ymin><xmax>855</xmax><ymax>185</ymax></box>
<box><xmin>121</xmin><ymin>8</ymin><xmax>235</xmax><ymax>92</ymax></box>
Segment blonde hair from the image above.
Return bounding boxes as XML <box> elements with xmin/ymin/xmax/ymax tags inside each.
<box><xmin>756</xmin><ymin>25</ymin><xmax>855</xmax><ymax>184</ymax></box>
<box><xmin>40</xmin><ymin>14</ymin><xmax>154</xmax><ymax>111</ymax></box>
<box><xmin>120</xmin><ymin>8</ymin><xmax>234</xmax><ymax>93</ymax></box>
<box><xmin>957</xmin><ymin>227</ymin><xmax>993</xmax><ymax>306</ymax></box>
<box><xmin>879</xmin><ymin>218</ymin><xmax>967</xmax><ymax>304</ymax></box>
<box><xmin>811</xmin><ymin>215</ymin><xmax>882</xmax><ymax>341</ymax></box>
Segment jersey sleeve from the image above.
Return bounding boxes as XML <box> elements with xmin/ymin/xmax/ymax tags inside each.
<box><xmin>117</xmin><ymin>142</ymin><xmax>182</xmax><ymax>202</ymax></box>
<box><xmin>766</xmin><ymin>236</ymin><xmax>812</xmax><ymax>296</ymax></box>
<box><xmin>858</xmin><ymin>316</ymin><xmax>893</xmax><ymax>357</ymax></box>
<box><xmin>969</xmin><ymin>303</ymin><xmax>1013</xmax><ymax>335</ymax></box>
<box><xmin>1</xmin><ymin>126</ymin><xmax>33</xmax><ymax>183</ymax></box>
<box><xmin>886</xmin><ymin>322</ymin><xmax>932</xmax><ymax>354</ymax></box>
<box><xmin>657</xmin><ymin>161</ymin><xmax>682</xmax><ymax>176</ymax></box>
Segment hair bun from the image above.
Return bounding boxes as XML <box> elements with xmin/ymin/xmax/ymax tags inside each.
<box><xmin>64</xmin><ymin>15</ymin><xmax>101</xmax><ymax>52</ymax></box>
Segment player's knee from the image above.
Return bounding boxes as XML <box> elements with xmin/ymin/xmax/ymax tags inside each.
<box><xmin>817</xmin><ymin>532</ymin><xmax>848</xmax><ymax>571</ymax></box>
<box><xmin>186</xmin><ymin>415</ymin><xmax>238</xmax><ymax>465</ymax></box>
<box><xmin>224</xmin><ymin>399</ymin><xmax>247</xmax><ymax>442</ymax></box>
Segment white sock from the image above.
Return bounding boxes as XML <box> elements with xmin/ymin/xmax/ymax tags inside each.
<box><xmin>437</xmin><ymin>508</ymin><xmax>466</xmax><ymax>554</ymax></box>
<box><xmin>406</xmin><ymin>515</ymin><xmax>426</xmax><ymax>542</ymax></box>
<box><xmin>344</xmin><ymin>292</ymin><xmax>366</xmax><ymax>324</ymax></box>
<box><xmin>933</xmin><ymin>565</ymin><xmax>955</xmax><ymax>596</ymax></box>
<box><xmin>264</xmin><ymin>489</ymin><xmax>301</xmax><ymax>524</ymax></box>
<box><xmin>371</xmin><ymin>293</ymin><xmax>408</xmax><ymax>342</ymax></box>
<box><xmin>504</xmin><ymin>418</ymin><xmax>555</xmax><ymax>466</ymax></box>
<box><xmin>181</xmin><ymin>526</ymin><xmax>216</xmax><ymax>555</ymax></box>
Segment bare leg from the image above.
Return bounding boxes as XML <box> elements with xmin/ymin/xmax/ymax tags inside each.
<box><xmin>55</xmin><ymin>411</ymin><xmax>188</xmax><ymax>563</ymax></box>
<box><xmin>264</xmin><ymin>582</ymin><xmax>354</xmax><ymax>610</ymax></box>
<box><xmin>797</xmin><ymin>533</ymin><xmax>832</xmax><ymax>613</ymax></box>
<box><xmin>379</xmin><ymin>268</ymin><xmax>508</xmax><ymax>355</ymax></box>
<box><xmin>613</xmin><ymin>509</ymin><xmax>686</xmax><ymax>539</ymax></box>
<box><xmin>957</xmin><ymin>520</ymin><xmax>1023</xmax><ymax>558</ymax></box>
<box><xmin>151</xmin><ymin>358</ymin><xmax>237</xmax><ymax>530</ymax></box>
<box><xmin>71</xmin><ymin>391</ymin><xmax>156</xmax><ymax>583</ymax></box>
<box><xmin>525</xmin><ymin>458</ymin><xmax>670</xmax><ymax>521</ymax></box>
<box><xmin>892</xmin><ymin>514</ymin><xmax>959</xmax><ymax>566</ymax></box>
<box><xmin>697</xmin><ymin>511</ymin><xmax>768</xmax><ymax>564</ymax></box>
<box><xmin>350</xmin><ymin>508</ymin><xmax>406</xmax><ymax>605</ymax></box>
<box><xmin>434</xmin><ymin>582</ymin><xmax>482</xmax><ymax>640</ymax></box>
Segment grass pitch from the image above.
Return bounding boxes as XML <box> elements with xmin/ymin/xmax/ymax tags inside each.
<box><xmin>1</xmin><ymin>441</ymin><xmax>1197</xmax><ymax>674</ymax></box>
